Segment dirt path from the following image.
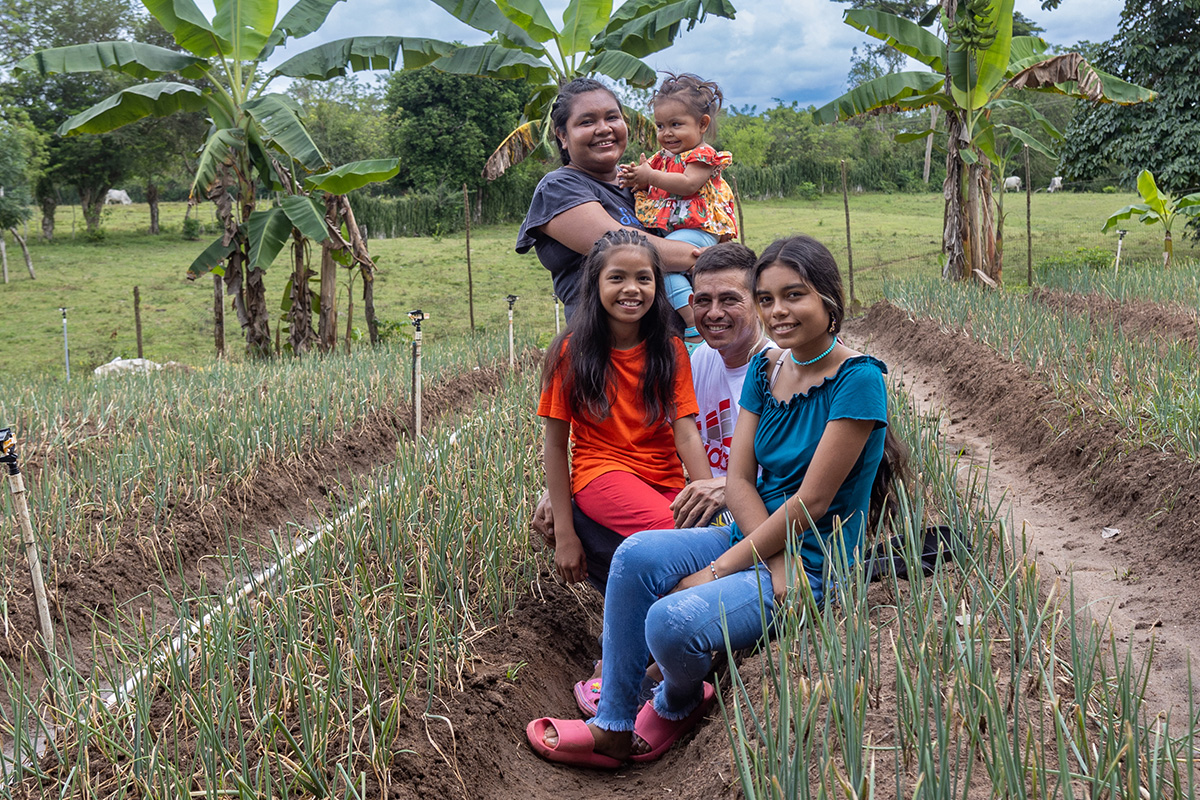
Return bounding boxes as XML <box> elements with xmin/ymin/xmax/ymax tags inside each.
<box><xmin>844</xmin><ymin>304</ymin><xmax>1200</xmax><ymax>719</ymax></box>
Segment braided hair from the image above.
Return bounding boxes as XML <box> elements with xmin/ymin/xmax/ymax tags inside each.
<box><xmin>652</xmin><ymin>73</ymin><xmax>724</xmax><ymax>141</ymax></box>
<box><xmin>542</xmin><ymin>229</ymin><xmax>682</xmax><ymax>425</ymax></box>
<box><xmin>550</xmin><ymin>77</ymin><xmax>623</xmax><ymax>167</ymax></box>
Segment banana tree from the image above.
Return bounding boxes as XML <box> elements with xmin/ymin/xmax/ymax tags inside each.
<box><xmin>15</xmin><ymin>0</ymin><xmax>449</xmax><ymax>357</ymax></box>
<box><xmin>814</xmin><ymin>1</ymin><xmax>1154</xmax><ymax>284</ymax></box>
<box><xmin>410</xmin><ymin>0</ymin><xmax>736</xmax><ymax>180</ymax></box>
<box><xmin>1103</xmin><ymin>170</ymin><xmax>1200</xmax><ymax>268</ymax></box>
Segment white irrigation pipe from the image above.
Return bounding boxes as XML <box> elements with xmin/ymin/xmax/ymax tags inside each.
<box><xmin>5</xmin><ymin>416</ymin><xmax>479</xmax><ymax>781</ymax></box>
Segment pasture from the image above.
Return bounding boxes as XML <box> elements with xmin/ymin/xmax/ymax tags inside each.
<box><xmin>2</xmin><ymin>191</ymin><xmax>1194</xmax><ymax>377</ymax></box>
<box><xmin>0</xmin><ymin>193</ymin><xmax>1198</xmax><ymax>797</ymax></box>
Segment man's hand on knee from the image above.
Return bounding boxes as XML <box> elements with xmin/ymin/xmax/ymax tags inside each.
<box><xmin>670</xmin><ymin>477</ymin><xmax>726</xmax><ymax>528</ymax></box>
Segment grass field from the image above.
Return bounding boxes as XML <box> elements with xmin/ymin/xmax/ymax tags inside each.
<box><xmin>1</xmin><ymin>192</ymin><xmax>1195</xmax><ymax>377</ymax></box>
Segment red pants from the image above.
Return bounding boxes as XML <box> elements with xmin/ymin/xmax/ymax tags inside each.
<box><xmin>574</xmin><ymin>471</ymin><xmax>680</xmax><ymax>537</ymax></box>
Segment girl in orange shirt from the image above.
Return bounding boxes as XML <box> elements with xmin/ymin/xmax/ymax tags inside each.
<box><xmin>539</xmin><ymin>229</ymin><xmax>712</xmax><ymax>587</ymax></box>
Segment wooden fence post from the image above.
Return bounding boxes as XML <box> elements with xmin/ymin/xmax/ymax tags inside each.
<box><xmin>1025</xmin><ymin>145</ymin><xmax>1033</xmax><ymax>287</ymax></box>
<box><xmin>134</xmin><ymin>286</ymin><xmax>144</xmax><ymax>359</ymax></box>
<box><xmin>840</xmin><ymin>160</ymin><xmax>857</xmax><ymax>308</ymax></box>
<box><xmin>464</xmin><ymin>183</ymin><xmax>475</xmax><ymax>332</ymax></box>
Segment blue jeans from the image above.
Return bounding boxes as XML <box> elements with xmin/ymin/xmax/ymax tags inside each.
<box><xmin>589</xmin><ymin>525</ymin><xmax>825</xmax><ymax>732</ymax></box>
<box><xmin>662</xmin><ymin>229</ymin><xmax>717</xmax><ymax>312</ymax></box>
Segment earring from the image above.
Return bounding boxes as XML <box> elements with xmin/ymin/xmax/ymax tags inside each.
<box><xmin>828</xmin><ymin>317</ymin><xmax>836</xmax><ymax>334</ymax></box>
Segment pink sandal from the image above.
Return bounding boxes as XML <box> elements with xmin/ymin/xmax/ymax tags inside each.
<box><xmin>629</xmin><ymin>681</ymin><xmax>716</xmax><ymax>763</ymax></box>
<box><xmin>526</xmin><ymin>717</ymin><xmax>623</xmax><ymax>769</ymax></box>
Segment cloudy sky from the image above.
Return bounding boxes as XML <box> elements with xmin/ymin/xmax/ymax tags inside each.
<box><xmin>256</xmin><ymin>0</ymin><xmax>1125</xmax><ymax>110</ymax></box>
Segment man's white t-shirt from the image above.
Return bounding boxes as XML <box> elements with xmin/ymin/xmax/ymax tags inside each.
<box><xmin>690</xmin><ymin>340</ymin><xmax>770</xmax><ymax>477</ymax></box>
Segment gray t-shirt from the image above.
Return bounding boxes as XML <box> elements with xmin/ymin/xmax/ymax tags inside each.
<box><xmin>516</xmin><ymin>167</ymin><xmax>643</xmax><ymax>319</ymax></box>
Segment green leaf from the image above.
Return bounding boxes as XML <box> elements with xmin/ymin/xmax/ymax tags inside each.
<box><xmin>271</xmin><ymin>37</ymin><xmax>456</xmax><ymax>80</ymax></box>
<box><xmin>246</xmin><ymin>207</ymin><xmax>293</xmax><ymax>269</ymax></box>
<box><xmin>427</xmin><ymin>0</ymin><xmax>542</xmax><ymax>50</ymax></box>
<box><xmin>973</xmin><ymin>122</ymin><xmax>999</xmax><ymax>164</ymax></box>
<box><xmin>243</xmin><ymin>93</ymin><xmax>325</xmax><ymax>170</ymax></box>
<box><xmin>304</xmin><ymin>158</ymin><xmax>401</xmax><ymax>194</ymax></box>
<box><xmin>143</xmin><ymin>0</ymin><xmax>230</xmax><ymax>58</ymax></box>
<box><xmin>14</xmin><ymin>42</ymin><xmax>209</xmax><ymax>81</ymax></box>
<box><xmin>1177</xmin><ymin>194</ymin><xmax>1200</xmax><ymax>212</ymax></box>
<box><xmin>1136</xmin><ymin>169</ymin><xmax>1168</xmax><ymax>217</ymax></box>
<box><xmin>1086</xmin><ymin>68</ymin><xmax>1156</xmax><ymax>105</ymax></box>
<box><xmin>495</xmin><ymin>0</ymin><xmax>558</xmax><ymax>43</ymax></box>
<box><xmin>577</xmin><ymin>49</ymin><xmax>656</xmax><ymax>87</ymax></box>
<box><xmin>280</xmin><ymin>195</ymin><xmax>329</xmax><ymax>241</ymax></box>
<box><xmin>261</xmin><ymin>0</ymin><xmax>347</xmax><ymax>59</ymax></box>
<box><xmin>430</xmin><ymin>44</ymin><xmax>553</xmax><ymax>82</ymax></box>
<box><xmin>212</xmin><ymin>0</ymin><xmax>278</xmax><ymax>60</ymax></box>
<box><xmin>187</xmin><ymin>234</ymin><xmax>237</xmax><ymax>278</ymax></box>
<box><xmin>559</xmin><ymin>0</ymin><xmax>611</xmax><ymax>56</ymax></box>
<box><xmin>1007</xmin><ymin>35</ymin><xmax>1050</xmax><ymax>73</ymax></box>
<box><xmin>597</xmin><ymin>0</ymin><xmax>736</xmax><ymax>59</ymax></box>
<box><xmin>192</xmin><ymin>127</ymin><xmax>246</xmax><ymax>198</ymax></box>
<box><xmin>812</xmin><ymin>71</ymin><xmax>943</xmax><ymax>124</ymax></box>
<box><xmin>57</xmin><ymin>82</ymin><xmax>206</xmax><ymax>136</ymax></box>
<box><xmin>894</xmin><ymin>128</ymin><xmax>935</xmax><ymax>144</ymax></box>
<box><xmin>959</xmin><ymin>148</ymin><xmax>978</xmax><ymax>165</ymax></box>
<box><xmin>1101</xmin><ymin>203</ymin><xmax>1151</xmax><ymax>233</ymax></box>
<box><xmin>996</xmin><ymin>124</ymin><xmax>1056</xmax><ymax>159</ymax></box>
<box><xmin>843</xmin><ymin>9</ymin><xmax>945</xmax><ymax>71</ymax></box>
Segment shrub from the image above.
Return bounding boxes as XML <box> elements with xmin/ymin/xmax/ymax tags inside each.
<box><xmin>1102</xmin><ymin>185</ymin><xmax>1118</xmax><ymax>194</ymax></box>
<box><xmin>1038</xmin><ymin>246</ymin><xmax>1113</xmax><ymax>273</ymax></box>
<box><xmin>797</xmin><ymin>181</ymin><xmax>820</xmax><ymax>201</ymax></box>
<box><xmin>181</xmin><ymin>216</ymin><xmax>202</xmax><ymax>240</ymax></box>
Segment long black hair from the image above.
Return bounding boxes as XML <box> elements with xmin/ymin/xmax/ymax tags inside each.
<box><xmin>542</xmin><ymin>230</ymin><xmax>682</xmax><ymax>425</ymax></box>
<box><xmin>755</xmin><ymin>235</ymin><xmax>911</xmax><ymax>532</ymax></box>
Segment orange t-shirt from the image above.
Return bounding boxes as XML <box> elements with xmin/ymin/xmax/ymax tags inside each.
<box><xmin>538</xmin><ymin>338</ymin><xmax>699</xmax><ymax>496</ymax></box>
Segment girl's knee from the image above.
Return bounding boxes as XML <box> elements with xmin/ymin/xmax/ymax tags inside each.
<box><xmin>645</xmin><ymin>593</ymin><xmax>713</xmax><ymax>659</ymax></box>
<box><xmin>609</xmin><ymin>531</ymin><xmax>658</xmax><ymax>580</ymax></box>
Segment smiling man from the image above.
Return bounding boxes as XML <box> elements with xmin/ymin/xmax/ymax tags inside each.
<box><xmin>668</xmin><ymin>242</ymin><xmax>771</xmax><ymax>528</ymax></box>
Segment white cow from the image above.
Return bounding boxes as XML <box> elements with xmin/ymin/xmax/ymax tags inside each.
<box><xmin>1047</xmin><ymin>176</ymin><xmax>1063</xmax><ymax>193</ymax></box>
<box><xmin>1003</xmin><ymin>176</ymin><xmax>1022</xmax><ymax>192</ymax></box>
<box><xmin>104</xmin><ymin>189</ymin><xmax>132</xmax><ymax>205</ymax></box>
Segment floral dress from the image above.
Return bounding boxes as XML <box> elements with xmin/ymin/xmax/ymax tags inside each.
<box><xmin>634</xmin><ymin>143</ymin><xmax>738</xmax><ymax>239</ymax></box>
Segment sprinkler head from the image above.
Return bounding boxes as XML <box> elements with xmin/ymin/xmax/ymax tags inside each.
<box><xmin>505</xmin><ymin>294</ymin><xmax>519</xmax><ymax>309</ymax></box>
<box><xmin>0</xmin><ymin>428</ymin><xmax>17</xmax><ymax>470</ymax></box>
<box><xmin>407</xmin><ymin>309</ymin><xmax>427</xmax><ymax>330</ymax></box>
<box><xmin>1117</xmin><ymin>230</ymin><xmax>1128</xmax><ymax>238</ymax></box>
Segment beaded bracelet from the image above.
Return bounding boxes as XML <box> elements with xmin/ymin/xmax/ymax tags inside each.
<box><xmin>709</xmin><ymin>561</ymin><xmax>719</xmax><ymax>580</ymax></box>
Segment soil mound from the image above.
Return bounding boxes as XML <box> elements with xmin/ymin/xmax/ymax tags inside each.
<box><xmin>1029</xmin><ymin>288</ymin><xmax>1198</xmax><ymax>350</ymax></box>
<box><xmin>850</xmin><ymin>303</ymin><xmax>1200</xmax><ymax>565</ymax></box>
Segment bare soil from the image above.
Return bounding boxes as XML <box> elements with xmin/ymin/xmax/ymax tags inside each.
<box><xmin>844</xmin><ymin>301</ymin><xmax>1200</xmax><ymax>719</ymax></box>
<box><xmin>11</xmin><ymin>294</ymin><xmax>1200</xmax><ymax>796</ymax></box>
<box><xmin>0</xmin><ymin>366</ymin><xmax>508</xmax><ymax>713</ymax></box>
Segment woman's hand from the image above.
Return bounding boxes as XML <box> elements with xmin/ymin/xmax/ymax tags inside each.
<box><xmin>554</xmin><ymin>535</ymin><xmax>587</xmax><ymax>584</ymax></box>
<box><xmin>765</xmin><ymin>551</ymin><xmax>791</xmax><ymax>603</ymax></box>
<box><xmin>668</xmin><ymin>566</ymin><xmax>714</xmax><ymax>595</ymax></box>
